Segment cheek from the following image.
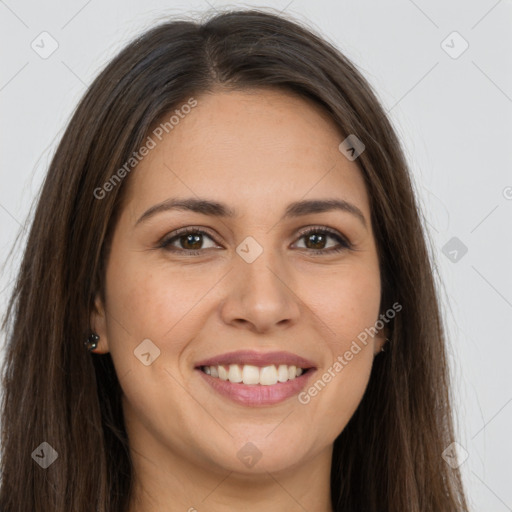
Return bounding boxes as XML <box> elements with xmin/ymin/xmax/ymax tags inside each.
<box><xmin>102</xmin><ymin>257</ymin><xmax>204</xmax><ymax>437</ymax></box>
<box><xmin>314</xmin><ymin>347</ymin><xmax>374</xmax><ymax>438</ymax></box>
<box><xmin>105</xmin><ymin>250</ymin><xmax>210</xmax><ymax>343</ymax></box>
<box><xmin>307</xmin><ymin>262</ymin><xmax>381</xmax><ymax>348</ymax></box>
<box><xmin>296</xmin><ymin>263</ymin><xmax>380</xmax><ymax>425</ymax></box>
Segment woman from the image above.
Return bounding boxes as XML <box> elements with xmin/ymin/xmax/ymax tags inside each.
<box><xmin>0</xmin><ymin>8</ymin><xmax>469</xmax><ymax>512</ymax></box>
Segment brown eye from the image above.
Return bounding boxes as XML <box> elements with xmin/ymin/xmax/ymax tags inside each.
<box><xmin>178</xmin><ymin>232</ymin><xmax>203</xmax><ymax>251</ymax></box>
<box><xmin>159</xmin><ymin>226</ymin><xmax>352</xmax><ymax>256</ymax></box>
<box><xmin>159</xmin><ymin>229</ymin><xmax>219</xmax><ymax>253</ymax></box>
<box><xmin>304</xmin><ymin>232</ymin><xmax>328</xmax><ymax>250</ymax></box>
<box><xmin>294</xmin><ymin>227</ymin><xmax>352</xmax><ymax>254</ymax></box>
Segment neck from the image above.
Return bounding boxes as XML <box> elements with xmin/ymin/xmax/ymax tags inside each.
<box><xmin>125</xmin><ymin>423</ymin><xmax>333</xmax><ymax>512</ymax></box>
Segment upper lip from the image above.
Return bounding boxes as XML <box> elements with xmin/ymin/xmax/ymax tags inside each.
<box><xmin>194</xmin><ymin>350</ymin><xmax>316</xmax><ymax>369</ymax></box>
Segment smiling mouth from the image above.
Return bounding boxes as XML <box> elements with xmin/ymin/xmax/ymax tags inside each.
<box><xmin>198</xmin><ymin>363</ymin><xmax>313</xmax><ymax>386</ymax></box>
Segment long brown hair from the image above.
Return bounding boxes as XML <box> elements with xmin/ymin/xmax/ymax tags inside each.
<box><xmin>0</xmin><ymin>8</ymin><xmax>468</xmax><ymax>511</ymax></box>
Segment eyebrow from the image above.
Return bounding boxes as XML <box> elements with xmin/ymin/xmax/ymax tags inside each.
<box><xmin>135</xmin><ymin>197</ymin><xmax>367</xmax><ymax>229</ymax></box>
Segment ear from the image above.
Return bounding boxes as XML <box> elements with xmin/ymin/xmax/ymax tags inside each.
<box><xmin>89</xmin><ymin>293</ymin><xmax>110</xmax><ymax>354</ymax></box>
<box><xmin>373</xmin><ymin>323</ymin><xmax>390</xmax><ymax>356</ymax></box>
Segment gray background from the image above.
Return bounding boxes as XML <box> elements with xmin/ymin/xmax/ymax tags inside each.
<box><xmin>1</xmin><ymin>1</ymin><xmax>511</xmax><ymax>510</ymax></box>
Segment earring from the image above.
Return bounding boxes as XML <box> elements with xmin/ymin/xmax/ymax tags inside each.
<box><xmin>380</xmin><ymin>337</ymin><xmax>390</xmax><ymax>353</ymax></box>
<box><xmin>84</xmin><ymin>332</ymin><xmax>99</xmax><ymax>352</ymax></box>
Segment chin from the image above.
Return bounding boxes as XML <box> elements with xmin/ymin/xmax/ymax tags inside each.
<box><xmin>205</xmin><ymin>429</ymin><xmax>318</xmax><ymax>475</ymax></box>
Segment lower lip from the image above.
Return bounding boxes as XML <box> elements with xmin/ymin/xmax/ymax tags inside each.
<box><xmin>196</xmin><ymin>368</ymin><xmax>316</xmax><ymax>406</ymax></box>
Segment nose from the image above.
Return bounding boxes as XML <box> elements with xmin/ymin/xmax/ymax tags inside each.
<box><xmin>219</xmin><ymin>245</ymin><xmax>301</xmax><ymax>334</ymax></box>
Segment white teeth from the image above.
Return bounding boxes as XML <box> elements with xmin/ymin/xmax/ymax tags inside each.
<box><xmin>260</xmin><ymin>365</ymin><xmax>278</xmax><ymax>386</ymax></box>
<box><xmin>277</xmin><ymin>364</ymin><xmax>289</xmax><ymax>382</ymax></box>
<box><xmin>218</xmin><ymin>365</ymin><xmax>228</xmax><ymax>381</ymax></box>
<box><xmin>228</xmin><ymin>364</ymin><xmax>243</xmax><ymax>383</ymax></box>
<box><xmin>201</xmin><ymin>363</ymin><xmax>307</xmax><ymax>385</ymax></box>
<box><xmin>242</xmin><ymin>365</ymin><xmax>260</xmax><ymax>385</ymax></box>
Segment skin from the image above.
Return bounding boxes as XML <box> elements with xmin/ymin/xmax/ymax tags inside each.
<box><xmin>91</xmin><ymin>88</ymin><xmax>387</xmax><ymax>512</ymax></box>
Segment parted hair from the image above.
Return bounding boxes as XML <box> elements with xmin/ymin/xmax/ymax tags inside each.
<box><xmin>0</xmin><ymin>8</ymin><xmax>468</xmax><ymax>511</ymax></box>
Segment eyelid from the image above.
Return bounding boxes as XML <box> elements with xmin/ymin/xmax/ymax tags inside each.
<box><xmin>294</xmin><ymin>225</ymin><xmax>352</xmax><ymax>248</ymax></box>
<box><xmin>158</xmin><ymin>226</ymin><xmax>221</xmax><ymax>250</ymax></box>
<box><xmin>158</xmin><ymin>224</ymin><xmax>353</xmax><ymax>254</ymax></box>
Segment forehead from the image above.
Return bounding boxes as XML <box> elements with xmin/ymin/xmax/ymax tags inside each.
<box><xmin>122</xmin><ymin>88</ymin><xmax>370</xmax><ymax>221</ymax></box>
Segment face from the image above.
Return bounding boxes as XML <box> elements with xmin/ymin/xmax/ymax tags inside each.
<box><xmin>91</xmin><ymin>88</ymin><xmax>387</xmax><ymax>477</ymax></box>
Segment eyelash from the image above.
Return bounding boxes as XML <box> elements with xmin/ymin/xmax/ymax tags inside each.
<box><xmin>158</xmin><ymin>226</ymin><xmax>353</xmax><ymax>256</ymax></box>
